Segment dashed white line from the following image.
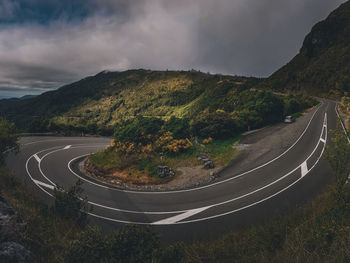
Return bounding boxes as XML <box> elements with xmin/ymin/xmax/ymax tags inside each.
<box><xmin>301</xmin><ymin>161</ymin><xmax>308</xmax><ymax>178</ymax></box>
<box><xmin>33</xmin><ymin>179</ymin><xmax>55</xmax><ymax>190</ymax></box>
<box><xmin>152</xmin><ymin>206</ymin><xmax>212</xmax><ymax>225</ymax></box>
<box><xmin>63</xmin><ymin>145</ymin><xmax>72</xmax><ymax>149</ymax></box>
<box><xmin>33</xmin><ymin>154</ymin><xmax>41</xmax><ymax>163</ymax></box>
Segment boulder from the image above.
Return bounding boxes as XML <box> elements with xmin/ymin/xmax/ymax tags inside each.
<box><xmin>157</xmin><ymin>166</ymin><xmax>170</xmax><ymax>178</ymax></box>
<box><xmin>204</xmin><ymin>160</ymin><xmax>214</xmax><ymax>169</ymax></box>
<box><xmin>0</xmin><ymin>198</ymin><xmax>21</xmax><ymax>242</ymax></box>
<box><xmin>0</xmin><ymin>242</ymin><xmax>34</xmax><ymax>263</ymax></box>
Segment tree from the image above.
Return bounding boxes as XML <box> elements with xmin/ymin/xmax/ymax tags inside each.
<box><xmin>190</xmin><ymin>111</ymin><xmax>239</xmax><ymax>139</ymax></box>
<box><xmin>0</xmin><ymin>118</ymin><xmax>18</xmax><ymax>164</ymax></box>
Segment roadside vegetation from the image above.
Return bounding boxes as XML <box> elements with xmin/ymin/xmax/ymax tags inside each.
<box><xmin>339</xmin><ymin>94</ymin><xmax>350</xmax><ymax>134</ymax></box>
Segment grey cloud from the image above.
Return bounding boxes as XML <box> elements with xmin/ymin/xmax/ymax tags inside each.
<box><xmin>0</xmin><ymin>0</ymin><xmax>347</xmax><ymax>97</ymax></box>
<box><xmin>0</xmin><ymin>0</ymin><xmax>19</xmax><ymax>19</ymax></box>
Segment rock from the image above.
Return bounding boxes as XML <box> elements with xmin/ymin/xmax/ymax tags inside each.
<box><xmin>0</xmin><ymin>242</ymin><xmax>34</xmax><ymax>263</ymax></box>
<box><xmin>157</xmin><ymin>166</ymin><xmax>170</xmax><ymax>178</ymax></box>
<box><xmin>169</xmin><ymin>170</ymin><xmax>175</xmax><ymax>177</ymax></box>
<box><xmin>204</xmin><ymin>160</ymin><xmax>214</xmax><ymax>169</ymax></box>
<box><xmin>0</xmin><ymin>198</ymin><xmax>22</xmax><ymax>243</ymax></box>
<box><xmin>198</xmin><ymin>152</ymin><xmax>210</xmax><ymax>159</ymax></box>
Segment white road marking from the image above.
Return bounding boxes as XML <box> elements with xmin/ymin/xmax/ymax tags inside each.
<box><xmin>320</xmin><ymin>138</ymin><xmax>326</xmax><ymax>143</ymax></box>
<box><xmin>63</xmin><ymin>145</ymin><xmax>72</xmax><ymax>149</ymax></box>
<box><xmin>152</xmin><ymin>206</ymin><xmax>212</xmax><ymax>225</ymax></box>
<box><xmin>33</xmin><ymin>154</ymin><xmax>41</xmax><ymax>163</ymax></box>
<box><xmin>33</xmin><ymin>179</ymin><xmax>55</xmax><ymax>190</ymax></box>
<box><xmin>301</xmin><ymin>161</ymin><xmax>308</xmax><ymax>178</ymax></box>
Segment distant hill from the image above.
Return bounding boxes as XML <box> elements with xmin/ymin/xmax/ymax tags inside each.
<box><xmin>263</xmin><ymin>1</ymin><xmax>350</xmax><ymax>96</ymax></box>
<box><xmin>0</xmin><ymin>70</ymin><xmax>263</xmax><ymax>132</ymax></box>
<box><xmin>20</xmin><ymin>95</ymin><xmax>37</xmax><ymax>100</ymax></box>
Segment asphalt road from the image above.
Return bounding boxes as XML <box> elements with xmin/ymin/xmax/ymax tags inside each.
<box><xmin>5</xmin><ymin>99</ymin><xmax>340</xmax><ymax>242</ymax></box>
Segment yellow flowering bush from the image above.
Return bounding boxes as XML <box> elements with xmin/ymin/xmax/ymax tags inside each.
<box><xmin>155</xmin><ymin>131</ymin><xmax>192</xmax><ymax>154</ymax></box>
<box><xmin>202</xmin><ymin>137</ymin><xmax>213</xmax><ymax>144</ymax></box>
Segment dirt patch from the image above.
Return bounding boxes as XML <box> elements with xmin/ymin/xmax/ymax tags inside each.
<box><xmin>80</xmin><ymin>158</ymin><xmax>223</xmax><ymax>191</ymax></box>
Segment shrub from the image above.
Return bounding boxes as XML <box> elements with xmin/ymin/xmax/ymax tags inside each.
<box><xmin>114</xmin><ymin>117</ymin><xmax>164</xmax><ymax>144</ymax></box>
<box><xmin>163</xmin><ymin>116</ymin><xmax>190</xmax><ymax>139</ymax></box>
<box><xmin>191</xmin><ymin>111</ymin><xmax>239</xmax><ymax>139</ymax></box>
<box><xmin>53</xmin><ymin>180</ymin><xmax>91</xmax><ymax>226</ymax></box>
<box><xmin>0</xmin><ymin>118</ymin><xmax>18</xmax><ymax>164</ymax></box>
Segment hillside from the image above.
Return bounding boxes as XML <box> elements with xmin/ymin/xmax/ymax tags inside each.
<box><xmin>264</xmin><ymin>0</ymin><xmax>350</xmax><ymax>96</ymax></box>
<box><xmin>0</xmin><ymin>70</ymin><xmax>265</xmax><ymax>133</ymax></box>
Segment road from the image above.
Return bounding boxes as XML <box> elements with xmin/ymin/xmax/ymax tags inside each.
<box><xmin>5</xmin><ymin>100</ymin><xmax>339</xmax><ymax>242</ymax></box>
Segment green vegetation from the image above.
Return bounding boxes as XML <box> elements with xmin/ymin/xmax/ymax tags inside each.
<box><xmin>0</xmin><ymin>117</ymin><xmax>18</xmax><ymax>164</ymax></box>
<box><xmin>53</xmin><ymin>180</ymin><xmax>91</xmax><ymax>226</ymax></box>
<box><xmin>263</xmin><ymin>1</ymin><xmax>350</xmax><ymax>97</ymax></box>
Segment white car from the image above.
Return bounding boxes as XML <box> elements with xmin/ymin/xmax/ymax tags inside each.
<box><xmin>284</xmin><ymin>115</ymin><xmax>295</xmax><ymax>123</ymax></box>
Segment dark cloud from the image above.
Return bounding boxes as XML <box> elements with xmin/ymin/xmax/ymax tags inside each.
<box><xmin>0</xmin><ymin>0</ymin><xmax>347</xmax><ymax>97</ymax></box>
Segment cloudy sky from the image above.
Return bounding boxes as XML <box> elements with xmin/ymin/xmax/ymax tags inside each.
<box><xmin>0</xmin><ymin>0</ymin><xmax>346</xmax><ymax>97</ymax></box>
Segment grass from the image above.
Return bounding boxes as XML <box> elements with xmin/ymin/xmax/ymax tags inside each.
<box><xmin>89</xmin><ymin>136</ymin><xmax>242</xmax><ymax>181</ymax></box>
<box><xmin>89</xmin><ymin>148</ymin><xmax>125</xmax><ymax>170</ymax></box>
<box><xmin>204</xmin><ymin>135</ymin><xmax>241</xmax><ymax>165</ymax></box>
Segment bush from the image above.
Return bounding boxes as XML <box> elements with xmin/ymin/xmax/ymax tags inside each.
<box><xmin>163</xmin><ymin>116</ymin><xmax>190</xmax><ymax>139</ymax></box>
<box><xmin>53</xmin><ymin>180</ymin><xmax>91</xmax><ymax>226</ymax></box>
<box><xmin>110</xmin><ymin>225</ymin><xmax>160</xmax><ymax>263</ymax></box>
<box><xmin>63</xmin><ymin>225</ymin><xmax>160</xmax><ymax>263</ymax></box>
<box><xmin>0</xmin><ymin>118</ymin><xmax>18</xmax><ymax>164</ymax></box>
<box><xmin>191</xmin><ymin>111</ymin><xmax>239</xmax><ymax>139</ymax></box>
<box><xmin>114</xmin><ymin>117</ymin><xmax>164</xmax><ymax>145</ymax></box>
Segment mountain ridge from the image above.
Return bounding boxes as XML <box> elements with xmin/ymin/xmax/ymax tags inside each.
<box><xmin>263</xmin><ymin>1</ymin><xmax>350</xmax><ymax>95</ymax></box>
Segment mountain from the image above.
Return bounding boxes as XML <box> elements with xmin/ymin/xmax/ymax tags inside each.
<box><xmin>20</xmin><ymin>95</ymin><xmax>37</xmax><ymax>100</ymax></box>
<box><xmin>263</xmin><ymin>1</ymin><xmax>350</xmax><ymax>96</ymax></box>
<box><xmin>0</xmin><ymin>69</ymin><xmax>262</xmax><ymax>132</ymax></box>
